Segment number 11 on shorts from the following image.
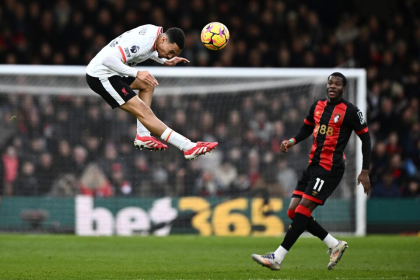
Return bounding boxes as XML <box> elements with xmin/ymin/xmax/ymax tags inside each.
<box><xmin>314</xmin><ymin>178</ymin><xmax>325</xmax><ymax>191</ymax></box>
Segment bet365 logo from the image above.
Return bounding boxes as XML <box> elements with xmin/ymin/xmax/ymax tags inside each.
<box><xmin>75</xmin><ymin>196</ymin><xmax>285</xmax><ymax>236</ymax></box>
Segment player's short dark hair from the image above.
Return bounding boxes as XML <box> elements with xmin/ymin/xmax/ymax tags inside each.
<box><xmin>328</xmin><ymin>72</ymin><xmax>347</xmax><ymax>87</ymax></box>
<box><xmin>165</xmin><ymin>27</ymin><xmax>185</xmax><ymax>49</ymax></box>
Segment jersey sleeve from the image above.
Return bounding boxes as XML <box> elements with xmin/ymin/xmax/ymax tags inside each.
<box><xmin>101</xmin><ymin>49</ymin><xmax>138</xmax><ymax>77</ymax></box>
<box><xmin>116</xmin><ymin>25</ymin><xmax>162</xmax><ymax>64</ymax></box>
<box><xmin>347</xmin><ymin>106</ymin><xmax>369</xmax><ymax>135</ymax></box>
<box><xmin>116</xmin><ymin>39</ymin><xmax>144</xmax><ymax>64</ymax></box>
<box><xmin>149</xmin><ymin>51</ymin><xmax>166</xmax><ymax>64</ymax></box>
<box><xmin>303</xmin><ymin>101</ymin><xmax>317</xmax><ymax>126</ymax></box>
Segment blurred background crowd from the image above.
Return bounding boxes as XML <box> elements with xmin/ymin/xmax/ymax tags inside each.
<box><xmin>0</xmin><ymin>0</ymin><xmax>419</xmax><ymax>198</ymax></box>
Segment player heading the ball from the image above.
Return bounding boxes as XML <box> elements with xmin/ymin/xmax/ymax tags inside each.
<box><xmin>86</xmin><ymin>24</ymin><xmax>217</xmax><ymax>160</ymax></box>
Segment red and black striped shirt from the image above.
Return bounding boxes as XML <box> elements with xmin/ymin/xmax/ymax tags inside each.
<box><xmin>299</xmin><ymin>98</ymin><xmax>368</xmax><ymax>171</ymax></box>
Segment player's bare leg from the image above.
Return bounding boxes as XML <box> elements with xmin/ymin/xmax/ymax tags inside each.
<box><xmin>120</xmin><ymin>97</ymin><xmax>217</xmax><ymax>158</ymax></box>
<box><xmin>129</xmin><ymin>80</ymin><xmax>167</xmax><ymax>151</ymax></box>
<box><xmin>121</xmin><ymin>96</ymin><xmax>166</xmax><ymax>136</ymax></box>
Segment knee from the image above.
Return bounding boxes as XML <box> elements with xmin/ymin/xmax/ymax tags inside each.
<box><xmin>141</xmin><ymin>83</ymin><xmax>155</xmax><ymax>94</ymax></box>
<box><xmin>133</xmin><ymin>80</ymin><xmax>155</xmax><ymax>93</ymax></box>
<box><xmin>147</xmin><ymin>83</ymin><xmax>155</xmax><ymax>92</ymax></box>
<box><xmin>287</xmin><ymin>209</ymin><xmax>295</xmax><ymax>220</ymax></box>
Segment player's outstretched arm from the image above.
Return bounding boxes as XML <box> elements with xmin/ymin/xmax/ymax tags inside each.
<box><xmin>282</xmin><ymin>101</ymin><xmax>317</xmax><ymax>153</ymax></box>
<box><xmin>281</xmin><ymin>121</ymin><xmax>314</xmax><ymax>153</ymax></box>
<box><xmin>164</xmin><ymin>57</ymin><xmax>190</xmax><ymax>66</ymax></box>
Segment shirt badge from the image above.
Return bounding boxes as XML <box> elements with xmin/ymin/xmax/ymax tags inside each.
<box><xmin>333</xmin><ymin>114</ymin><xmax>341</xmax><ymax>123</ymax></box>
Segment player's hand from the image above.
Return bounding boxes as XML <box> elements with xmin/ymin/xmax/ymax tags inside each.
<box><xmin>136</xmin><ymin>71</ymin><xmax>159</xmax><ymax>86</ymax></box>
<box><xmin>280</xmin><ymin>140</ymin><xmax>293</xmax><ymax>153</ymax></box>
<box><xmin>357</xmin><ymin>169</ymin><xmax>371</xmax><ymax>195</ymax></box>
<box><xmin>164</xmin><ymin>57</ymin><xmax>190</xmax><ymax>66</ymax></box>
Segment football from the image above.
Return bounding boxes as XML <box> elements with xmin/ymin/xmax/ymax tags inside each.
<box><xmin>201</xmin><ymin>22</ymin><xmax>230</xmax><ymax>51</ymax></box>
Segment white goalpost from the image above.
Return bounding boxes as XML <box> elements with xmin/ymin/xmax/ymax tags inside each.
<box><xmin>0</xmin><ymin>65</ymin><xmax>366</xmax><ymax>236</ymax></box>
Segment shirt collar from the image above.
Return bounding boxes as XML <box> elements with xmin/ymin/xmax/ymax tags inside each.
<box><xmin>153</xmin><ymin>27</ymin><xmax>163</xmax><ymax>51</ymax></box>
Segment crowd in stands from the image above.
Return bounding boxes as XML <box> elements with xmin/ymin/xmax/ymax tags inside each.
<box><xmin>0</xmin><ymin>0</ymin><xmax>419</xmax><ymax>198</ymax></box>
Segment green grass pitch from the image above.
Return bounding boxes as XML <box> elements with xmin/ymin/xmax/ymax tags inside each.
<box><xmin>0</xmin><ymin>234</ymin><xmax>419</xmax><ymax>279</ymax></box>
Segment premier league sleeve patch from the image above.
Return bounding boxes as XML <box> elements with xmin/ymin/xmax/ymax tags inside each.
<box><xmin>357</xmin><ymin>111</ymin><xmax>365</xmax><ymax>124</ymax></box>
<box><xmin>130</xmin><ymin>45</ymin><xmax>140</xmax><ymax>53</ymax></box>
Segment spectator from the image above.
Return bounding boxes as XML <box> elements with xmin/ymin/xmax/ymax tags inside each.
<box><xmin>49</xmin><ymin>174</ymin><xmax>79</xmax><ymax>197</ymax></box>
<box><xmin>371</xmin><ymin>171</ymin><xmax>401</xmax><ymax>198</ymax></box>
<box><xmin>215</xmin><ymin>160</ymin><xmax>238</xmax><ymax>192</ymax></box>
<box><xmin>0</xmin><ymin>108</ymin><xmax>18</xmax><ymax>148</ymax></box>
<box><xmin>109</xmin><ymin>109</ymin><xmax>130</xmax><ymax>142</ymax></box>
<box><xmin>375</xmin><ymin>98</ymin><xmax>398</xmax><ymax>139</ymax></box>
<box><xmin>389</xmin><ymin>154</ymin><xmax>409</xmax><ymax>188</ymax></box>
<box><xmin>84</xmin><ymin>105</ymin><xmax>107</xmax><ymax>139</ymax></box>
<box><xmin>27</xmin><ymin>137</ymin><xmax>45</xmax><ymax>158</ymax></box>
<box><xmin>130</xmin><ymin>155</ymin><xmax>152</xmax><ymax>196</ymax></box>
<box><xmin>177</xmin><ymin>160</ymin><xmax>202</xmax><ymax>196</ymax></box>
<box><xmin>56</xmin><ymin>140</ymin><xmax>73</xmax><ymax>175</ymax></box>
<box><xmin>370</xmin><ymin>142</ymin><xmax>389</xmax><ymax>185</ymax></box>
<box><xmin>231</xmin><ymin>174</ymin><xmax>251</xmax><ymax>194</ymax></box>
<box><xmin>151</xmin><ymin>163</ymin><xmax>169</xmax><ymax>197</ymax></box>
<box><xmin>52</xmin><ymin>107</ymin><xmax>73</xmax><ymax>143</ymax></box>
<box><xmin>385</xmin><ymin>132</ymin><xmax>402</xmax><ymax>155</ymax></box>
<box><xmin>1</xmin><ymin>146</ymin><xmax>19</xmax><ymax>196</ymax></box>
<box><xmin>98</xmin><ymin>142</ymin><xmax>121</xmax><ymax>177</ymax></box>
<box><xmin>276</xmin><ymin>159</ymin><xmax>298</xmax><ymax>197</ymax></box>
<box><xmin>250</xmin><ymin>110</ymin><xmax>273</xmax><ymax>145</ymax></box>
<box><xmin>72</xmin><ymin>145</ymin><xmax>89</xmax><ymax>176</ymax></box>
<box><xmin>227</xmin><ymin>110</ymin><xmax>244</xmax><ymax>146</ymax></box>
<box><xmin>109</xmin><ymin>163</ymin><xmax>132</xmax><ymax>197</ymax></box>
<box><xmin>270</xmin><ymin>120</ymin><xmax>285</xmax><ymax>154</ymax></box>
<box><xmin>36</xmin><ymin>152</ymin><xmax>56</xmax><ymax>195</ymax></box>
<box><xmin>195</xmin><ymin>169</ymin><xmax>222</xmax><ymax>197</ymax></box>
<box><xmin>14</xmin><ymin>161</ymin><xmax>40</xmax><ymax>196</ymax></box>
<box><xmin>247</xmin><ymin>150</ymin><xmax>260</xmax><ymax>187</ymax></box>
<box><xmin>83</xmin><ymin>135</ymin><xmax>101</xmax><ymax>163</ymax></box>
<box><xmin>79</xmin><ymin>163</ymin><xmax>112</xmax><ymax>197</ymax></box>
<box><xmin>402</xmin><ymin>179</ymin><xmax>420</xmax><ymax>198</ymax></box>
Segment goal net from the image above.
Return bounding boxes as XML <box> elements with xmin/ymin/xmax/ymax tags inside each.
<box><xmin>0</xmin><ymin>66</ymin><xmax>366</xmax><ymax>236</ymax></box>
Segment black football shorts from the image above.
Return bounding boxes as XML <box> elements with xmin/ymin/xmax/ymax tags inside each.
<box><xmin>292</xmin><ymin>164</ymin><xmax>345</xmax><ymax>205</ymax></box>
<box><xmin>86</xmin><ymin>74</ymin><xmax>136</xmax><ymax>109</ymax></box>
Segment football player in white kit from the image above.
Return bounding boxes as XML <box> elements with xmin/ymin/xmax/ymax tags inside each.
<box><xmin>86</xmin><ymin>25</ymin><xmax>217</xmax><ymax>160</ymax></box>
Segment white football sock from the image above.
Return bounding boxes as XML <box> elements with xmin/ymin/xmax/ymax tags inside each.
<box><xmin>160</xmin><ymin>128</ymin><xmax>195</xmax><ymax>151</ymax></box>
<box><xmin>137</xmin><ymin>119</ymin><xmax>150</xmax><ymax>137</ymax></box>
<box><xmin>274</xmin><ymin>245</ymin><xmax>288</xmax><ymax>264</ymax></box>
<box><xmin>323</xmin><ymin>234</ymin><xmax>339</xmax><ymax>249</ymax></box>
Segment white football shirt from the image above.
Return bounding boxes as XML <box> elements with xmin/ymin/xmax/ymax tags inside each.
<box><xmin>86</xmin><ymin>24</ymin><xmax>166</xmax><ymax>78</ymax></box>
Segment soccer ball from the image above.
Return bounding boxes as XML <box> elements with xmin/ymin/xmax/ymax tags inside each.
<box><xmin>201</xmin><ymin>22</ymin><xmax>230</xmax><ymax>51</ymax></box>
